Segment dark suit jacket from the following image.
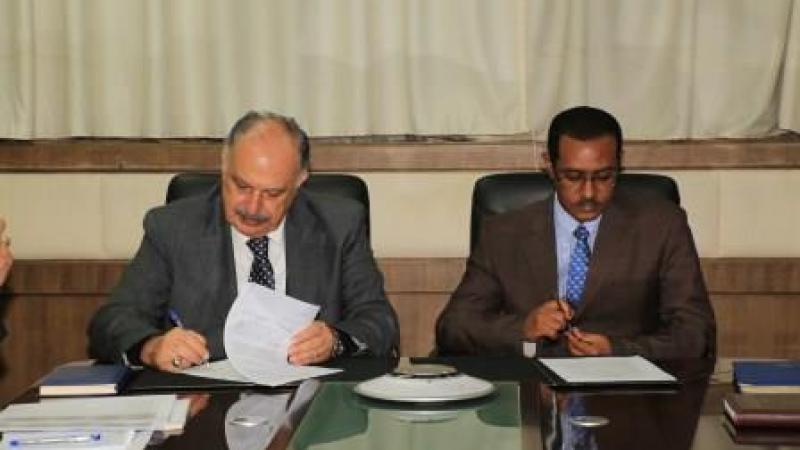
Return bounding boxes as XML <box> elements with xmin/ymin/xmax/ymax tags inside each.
<box><xmin>88</xmin><ymin>185</ymin><xmax>398</xmax><ymax>362</ymax></box>
<box><xmin>436</xmin><ymin>191</ymin><xmax>716</xmax><ymax>358</ymax></box>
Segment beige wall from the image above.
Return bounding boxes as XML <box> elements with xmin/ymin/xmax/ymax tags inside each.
<box><xmin>1</xmin><ymin>170</ymin><xmax>799</xmax><ymax>259</ymax></box>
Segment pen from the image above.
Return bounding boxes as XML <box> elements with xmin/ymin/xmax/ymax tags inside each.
<box><xmin>167</xmin><ymin>308</ymin><xmax>209</xmax><ymax>367</ymax></box>
<box><xmin>167</xmin><ymin>308</ymin><xmax>185</xmax><ymax>328</ymax></box>
<box><xmin>9</xmin><ymin>432</ymin><xmax>101</xmax><ymax>446</ymax></box>
<box><xmin>550</xmin><ymin>290</ymin><xmax>574</xmax><ymax>333</ymax></box>
<box><xmin>556</xmin><ymin>298</ymin><xmax>575</xmax><ymax>333</ymax></box>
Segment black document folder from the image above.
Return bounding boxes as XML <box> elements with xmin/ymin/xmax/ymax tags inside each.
<box><xmin>534</xmin><ymin>356</ymin><xmax>679</xmax><ymax>390</ymax></box>
<box><xmin>124</xmin><ymin>369</ymin><xmax>256</xmax><ymax>393</ymax></box>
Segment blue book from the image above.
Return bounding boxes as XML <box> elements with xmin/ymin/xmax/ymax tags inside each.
<box><xmin>39</xmin><ymin>363</ymin><xmax>132</xmax><ymax>397</ymax></box>
<box><xmin>734</xmin><ymin>361</ymin><xmax>800</xmax><ymax>394</ymax></box>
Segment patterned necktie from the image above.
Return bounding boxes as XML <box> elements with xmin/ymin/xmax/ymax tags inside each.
<box><xmin>246</xmin><ymin>236</ymin><xmax>275</xmax><ymax>289</ymax></box>
<box><xmin>565</xmin><ymin>224</ymin><xmax>591</xmax><ymax>306</ymax></box>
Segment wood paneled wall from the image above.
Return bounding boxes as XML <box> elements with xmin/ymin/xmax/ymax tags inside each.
<box><xmin>1</xmin><ymin>257</ymin><xmax>798</xmax><ymax>404</ymax></box>
<box><xmin>2</xmin><ymin>137</ymin><xmax>800</xmax><ymax>172</ymax></box>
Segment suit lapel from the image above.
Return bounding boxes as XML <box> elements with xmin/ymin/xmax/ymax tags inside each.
<box><xmin>200</xmin><ymin>191</ymin><xmax>237</xmax><ymax>308</ymax></box>
<box><xmin>574</xmin><ymin>198</ymin><xmax>627</xmax><ymax>319</ymax></box>
<box><xmin>520</xmin><ymin>199</ymin><xmax>558</xmax><ymax>299</ymax></box>
<box><xmin>285</xmin><ymin>192</ymin><xmax>326</xmax><ymax>305</ymax></box>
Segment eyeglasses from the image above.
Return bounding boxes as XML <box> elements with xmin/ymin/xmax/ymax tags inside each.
<box><xmin>555</xmin><ymin>168</ymin><xmax>618</xmax><ymax>187</ymax></box>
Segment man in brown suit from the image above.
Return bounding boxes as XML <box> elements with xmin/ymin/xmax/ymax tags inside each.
<box><xmin>436</xmin><ymin>106</ymin><xmax>715</xmax><ymax>358</ymax></box>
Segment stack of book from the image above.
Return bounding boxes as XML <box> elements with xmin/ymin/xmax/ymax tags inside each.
<box><xmin>733</xmin><ymin>360</ymin><xmax>800</xmax><ymax>394</ymax></box>
<box><xmin>38</xmin><ymin>361</ymin><xmax>133</xmax><ymax>397</ymax></box>
<box><xmin>723</xmin><ymin>360</ymin><xmax>800</xmax><ymax>445</ymax></box>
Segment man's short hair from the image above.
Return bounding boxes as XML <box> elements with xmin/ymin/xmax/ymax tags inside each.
<box><xmin>546</xmin><ymin>106</ymin><xmax>623</xmax><ymax>166</ymax></box>
<box><xmin>224</xmin><ymin>110</ymin><xmax>310</xmax><ymax>170</ymax></box>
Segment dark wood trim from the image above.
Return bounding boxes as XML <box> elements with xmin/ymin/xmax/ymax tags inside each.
<box><xmin>2</xmin><ymin>136</ymin><xmax>799</xmax><ymax>172</ymax></box>
<box><xmin>7</xmin><ymin>257</ymin><xmax>800</xmax><ymax>295</ymax></box>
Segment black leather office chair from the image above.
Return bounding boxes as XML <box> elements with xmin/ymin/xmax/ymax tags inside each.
<box><xmin>470</xmin><ymin>172</ymin><xmax>680</xmax><ymax>250</ymax></box>
<box><xmin>166</xmin><ymin>172</ymin><xmax>371</xmax><ymax>237</ymax></box>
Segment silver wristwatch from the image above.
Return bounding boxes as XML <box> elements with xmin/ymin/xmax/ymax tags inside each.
<box><xmin>331</xmin><ymin>328</ymin><xmax>346</xmax><ymax>358</ymax></box>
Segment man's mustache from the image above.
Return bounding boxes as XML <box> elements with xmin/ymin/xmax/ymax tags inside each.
<box><xmin>235</xmin><ymin>207</ymin><xmax>269</xmax><ymax>223</ymax></box>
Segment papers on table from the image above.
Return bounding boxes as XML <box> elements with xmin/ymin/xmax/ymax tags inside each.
<box><xmin>537</xmin><ymin>356</ymin><xmax>677</xmax><ymax>386</ymax></box>
<box><xmin>0</xmin><ymin>395</ymin><xmax>189</xmax><ymax>450</ymax></box>
<box><xmin>182</xmin><ymin>360</ymin><xmax>252</xmax><ymax>384</ymax></box>
<box><xmin>222</xmin><ymin>283</ymin><xmax>341</xmax><ymax>387</ymax></box>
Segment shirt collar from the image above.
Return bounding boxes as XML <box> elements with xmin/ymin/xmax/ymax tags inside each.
<box><xmin>231</xmin><ymin>218</ymin><xmax>286</xmax><ymax>248</ymax></box>
<box><xmin>553</xmin><ymin>195</ymin><xmax>602</xmax><ymax>237</ymax></box>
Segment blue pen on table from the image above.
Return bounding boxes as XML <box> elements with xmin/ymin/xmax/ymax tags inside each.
<box><xmin>9</xmin><ymin>432</ymin><xmax>101</xmax><ymax>447</ymax></box>
<box><xmin>167</xmin><ymin>308</ymin><xmax>209</xmax><ymax>367</ymax></box>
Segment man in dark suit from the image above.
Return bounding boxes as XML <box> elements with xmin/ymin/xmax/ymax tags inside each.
<box><xmin>436</xmin><ymin>106</ymin><xmax>715</xmax><ymax>358</ymax></box>
<box><xmin>89</xmin><ymin>111</ymin><xmax>398</xmax><ymax>371</ymax></box>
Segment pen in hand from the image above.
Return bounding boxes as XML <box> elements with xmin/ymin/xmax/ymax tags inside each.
<box><xmin>550</xmin><ymin>291</ymin><xmax>574</xmax><ymax>333</ymax></box>
<box><xmin>555</xmin><ymin>297</ymin><xmax>593</xmax><ymax>345</ymax></box>
<box><xmin>557</xmin><ymin>298</ymin><xmax>575</xmax><ymax>333</ymax></box>
<box><xmin>167</xmin><ymin>308</ymin><xmax>210</xmax><ymax>367</ymax></box>
<box><xmin>167</xmin><ymin>308</ymin><xmax>185</xmax><ymax>328</ymax></box>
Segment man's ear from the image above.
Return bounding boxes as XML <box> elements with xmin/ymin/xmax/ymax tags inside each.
<box><xmin>295</xmin><ymin>169</ymin><xmax>309</xmax><ymax>188</ymax></box>
<box><xmin>541</xmin><ymin>150</ymin><xmax>556</xmax><ymax>181</ymax></box>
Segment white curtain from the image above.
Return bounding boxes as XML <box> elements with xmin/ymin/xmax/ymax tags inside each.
<box><xmin>0</xmin><ymin>0</ymin><xmax>798</xmax><ymax>139</ymax></box>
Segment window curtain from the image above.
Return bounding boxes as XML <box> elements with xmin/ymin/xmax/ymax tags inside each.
<box><xmin>0</xmin><ymin>0</ymin><xmax>798</xmax><ymax>139</ymax></box>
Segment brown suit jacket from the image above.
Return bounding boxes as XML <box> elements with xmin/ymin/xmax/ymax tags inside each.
<box><xmin>436</xmin><ymin>190</ymin><xmax>716</xmax><ymax>358</ymax></box>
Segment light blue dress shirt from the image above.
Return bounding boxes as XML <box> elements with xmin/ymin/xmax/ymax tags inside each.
<box><xmin>553</xmin><ymin>197</ymin><xmax>602</xmax><ymax>298</ymax></box>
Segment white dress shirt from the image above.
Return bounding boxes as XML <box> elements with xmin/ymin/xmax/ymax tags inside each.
<box><xmin>231</xmin><ymin>220</ymin><xmax>287</xmax><ymax>295</ymax></box>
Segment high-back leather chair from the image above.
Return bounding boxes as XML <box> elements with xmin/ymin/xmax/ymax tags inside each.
<box><xmin>166</xmin><ymin>172</ymin><xmax>371</xmax><ymax>238</ymax></box>
<box><xmin>470</xmin><ymin>172</ymin><xmax>680</xmax><ymax>250</ymax></box>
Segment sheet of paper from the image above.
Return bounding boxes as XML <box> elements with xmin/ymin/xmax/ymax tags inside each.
<box><xmin>223</xmin><ymin>282</ymin><xmax>341</xmax><ymax>387</ymax></box>
<box><xmin>0</xmin><ymin>395</ymin><xmax>177</xmax><ymax>432</ymax></box>
<box><xmin>182</xmin><ymin>359</ymin><xmax>252</xmax><ymax>383</ymax></box>
<box><xmin>538</xmin><ymin>356</ymin><xmax>676</xmax><ymax>384</ymax></box>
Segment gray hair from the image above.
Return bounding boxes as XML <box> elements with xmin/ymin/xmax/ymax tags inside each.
<box><xmin>222</xmin><ymin>110</ymin><xmax>310</xmax><ymax>170</ymax></box>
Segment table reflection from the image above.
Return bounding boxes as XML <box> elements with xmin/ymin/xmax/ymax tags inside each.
<box><xmin>537</xmin><ymin>359</ymin><xmax>714</xmax><ymax>450</ymax></box>
<box><xmin>288</xmin><ymin>382</ymin><xmax>523</xmax><ymax>450</ymax></box>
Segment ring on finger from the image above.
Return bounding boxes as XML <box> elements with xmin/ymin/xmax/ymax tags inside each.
<box><xmin>171</xmin><ymin>356</ymin><xmax>182</xmax><ymax>368</ymax></box>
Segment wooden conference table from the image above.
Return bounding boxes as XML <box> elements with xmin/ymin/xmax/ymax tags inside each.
<box><xmin>9</xmin><ymin>357</ymin><xmax>800</xmax><ymax>449</ymax></box>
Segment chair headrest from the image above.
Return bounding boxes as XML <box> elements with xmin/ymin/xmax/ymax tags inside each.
<box><xmin>165</xmin><ymin>172</ymin><xmax>371</xmax><ymax>238</ymax></box>
<box><xmin>470</xmin><ymin>172</ymin><xmax>680</xmax><ymax>250</ymax></box>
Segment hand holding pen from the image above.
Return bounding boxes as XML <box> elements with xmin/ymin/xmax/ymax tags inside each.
<box><xmin>556</xmin><ymin>297</ymin><xmax>613</xmax><ymax>355</ymax></box>
<box><xmin>523</xmin><ymin>294</ymin><xmax>575</xmax><ymax>341</ymax></box>
<box><xmin>139</xmin><ymin>308</ymin><xmax>210</xmax><ymax>372</ymax></box>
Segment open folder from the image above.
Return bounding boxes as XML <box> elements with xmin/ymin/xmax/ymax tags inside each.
<box><xmin>535</xmin><ymin>356</ymin><xmax>678</xmax><ymax>388</ymax></box>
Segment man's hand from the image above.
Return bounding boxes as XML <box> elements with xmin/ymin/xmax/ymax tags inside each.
<box><xmin>288</xmin><ymin>321</ymin><xmax>335</xmax><ymax>365</ymax></box>
<box><xmin>523</xmin><ymin>299</ymin><xmax>573</xmax><ymax>341</ymax></box>
<box><xmin>0</xmin><ymin>218</ymin><xmax>13</xmax><ymax>285</ymax></box>
<box><xmin>566</xmin><ymin>328</ymin><xmax>611</xmax><ymax>356</ymax></box>
<box><xmin>140</xmin><ymin>328</ymin><xmax>209</xmax><ymax>372</ymax></box>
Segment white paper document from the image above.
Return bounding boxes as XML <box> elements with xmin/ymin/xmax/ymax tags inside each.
<box><xmin>223</xmin><ymin>282</ymin><xmax>341</xmax><ymax>386</ymax></box>
<box><xmin>0</xmin><ymin>394</ymin><xmax>177</xmax><ymax>432</ymax></box>
<box><xmin>538</xmin><ymin>356</ymin><xmax>676</xmax><ymax>384</ymax></box>
<box><xmin>182</xmin><ymin>359</ymin><xmax>252</xmax><ymax>383</ymax></box>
